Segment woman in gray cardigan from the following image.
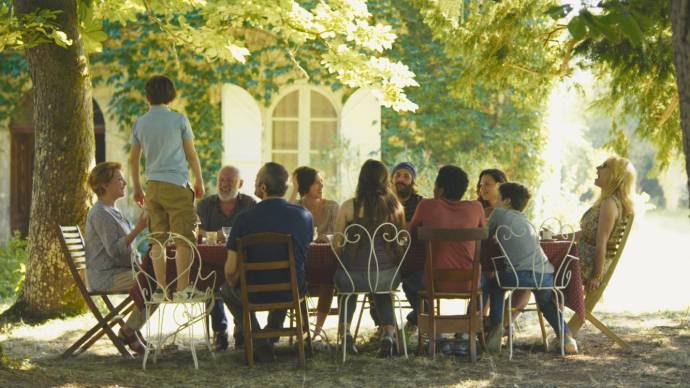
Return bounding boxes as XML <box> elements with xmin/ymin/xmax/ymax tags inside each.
<box><xmin>85</xmin><ymin>162</ymin><xmax>148</xmax><ymax>354</ymax></box>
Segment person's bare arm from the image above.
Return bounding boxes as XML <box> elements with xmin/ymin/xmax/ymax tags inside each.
<box><xmin>225</xmin><ymin>249</ymin><xmax>239</xmax><ymax>286</ymax></box>
<box><xmin>586</xmin><ymin>198</ymin><xmax>618</xmax><ymax>292</ymax></box>
<box><xmin>183</xmin><ymin>139</ymin><xmax>204</xmax><ymax>198</ymax></box>
<box><xmin>129</xmin><ymin>144</ymin><xmax>145</xmax><ymax>207</ymax></box>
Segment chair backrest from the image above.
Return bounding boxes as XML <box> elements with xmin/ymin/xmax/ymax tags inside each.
<box><xmin>133</xmin><ymin>232</ymin><xmax>214</xmax><ymax>302</ymax></box>
<box><xmin>58</xmin><ymin>225</ymin><xmax>90</xmax><ymax>295</ymax></box>
<box><xmin>600</xmin><ymin>214</ymin><xmax>634</xmax><ymax>289</ymax></box>
<box><xmin>417</xmin><ymin>227</ymin><xmax>488</xmax><ymax>295</ymax></box>
<box><xmin>236</xmin><ymin>233</ymin><xmax>300</xmax><ymax>308</ymax></box>
<box><xmin>330</xmin><ymin>222</ymin><xmax>411</xmax><ymax>293</ymax></box>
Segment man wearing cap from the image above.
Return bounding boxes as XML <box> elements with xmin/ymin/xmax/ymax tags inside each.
<box><xmin>391</xmin><ymin>162</ymin><xmax>424</xmax><ymax>222</ymax></box>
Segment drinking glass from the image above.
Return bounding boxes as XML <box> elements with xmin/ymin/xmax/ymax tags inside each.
<box><xmin>222</xmin><ymin>226</ymin><xmax>232</xmax><ymax>242</ymax></box>
<box><xmin>206</xmin><ymin>231</ymin><xmax>218</xmax><ymax>245</ymax></box>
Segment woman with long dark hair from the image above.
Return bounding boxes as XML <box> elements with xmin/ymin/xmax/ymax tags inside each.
<box><xmin>332</xmin><ymin>159</ymin><xmax>405</xmax><ymax>357</ymax></box>
<box><xmin>476</xmin><ymin>169</ymin><xmax>507</xmax><ymax>217</ymax></box>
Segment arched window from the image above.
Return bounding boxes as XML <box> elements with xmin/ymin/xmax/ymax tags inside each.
<box><xmin>270</xmin><ymin>87</ymin><xmax>338</xmax><ymax>194</ymax></box>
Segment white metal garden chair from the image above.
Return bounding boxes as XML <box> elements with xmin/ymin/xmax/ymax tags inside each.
<box><xmin>132</xmin><ymin>232</ymin><xmax>216</xmax><ymax>369</ymax></box>
<box><xmin>489</xmin><ymin>220</ymin><xmax>578</xmax><ymax>359</ymax></box>
<box><xmin>330</xmin><ymin>222</ymin><xmax>411</xmax><ymax>363</ymax></box>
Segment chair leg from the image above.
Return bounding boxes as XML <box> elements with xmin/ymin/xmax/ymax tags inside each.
<box><xmin>537</xmin><ymin>307</ymin><xmax>549</xmax><ymax>352</ymax></box>
<box><xmin>429</xmin><ymin>298</ymin><xmax>436</xmax><ymax>358</ymax></box>
<box><xmin>353</xmin><ymin>294</ymin><xmax>367</xmax><ymax>342</ymax></box>
<box><xmin>508</xmin><ymin>292</ymin><xmax>514</xmax><ymax>360</ymax></box>
<box><xmin>301</xmin><ymin>300</ymin><xmax>314</xmax><ymax>357</ymax></box>
<box><xmin>469</xmin><ymin>296</ymin><xmax>477</xmax><ymax>363</ymax></box>
<box><xmin>77</xmin><ymin>303</ymin><xmax>135</xmax><ymax>356</ymax></box>
<box><xmin>478</xmin><ymin>294</ymin><xmax>487</xmax><ymax>350</ymax></box>
<box><xmin>63</xmin><ymin>297</ymin><xmax>134</xmax><ymax>358</ymax></box>
<box><xmin>417</xmin><ymin>297</ymin><xmax>424</xmax><ymax>355</ymax></box>
<box><xmin>586</xmin><ymin>311</ymin><xmax>632</xmax><ymax>350</ymax></box>
<box><xmin>295</xmin><ymin>306</ymin><xmax>306</xmax><ymax>368</ymax></box>
<box><xmin>244</xmin><ymin>308</ymin><xmax>254</xmax><ymax>367</ymax></box>
<box><xmin>341</xmin><ymin>295</ymin><xmax>351</xmax><ymax>364</ymax></box>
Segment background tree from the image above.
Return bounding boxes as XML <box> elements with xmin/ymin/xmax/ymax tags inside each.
<box><xmin>670</xmin><ymin>0</ymin><xmax>690</xmax><ymax>209</ymax></box>
<box><xmin>0</xmin><ymin>0</ymin><xmax>417</xmax><ymax>321</ymax></box>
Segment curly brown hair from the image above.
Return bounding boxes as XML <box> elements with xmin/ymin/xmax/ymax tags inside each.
<box><xmin>88</xmin><ymin>162</ymin><xmax>122</xmax><ymax>196</ymax></box>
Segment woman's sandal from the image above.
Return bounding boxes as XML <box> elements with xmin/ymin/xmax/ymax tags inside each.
<box><xmin>118</xmin><ymin>327</ymin><xmax>146</xmax><ymax>355</ymax></box>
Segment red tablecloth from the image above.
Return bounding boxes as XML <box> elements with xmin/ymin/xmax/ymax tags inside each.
<box><xmin>480</xmin><ymin>240</ymin><xmax>585</xmax><ymax>320</ymax></box>
<box><xmin>130</xmin><ymin>243</ymin><xmax>335</xmax><ymax>310</ymax></box>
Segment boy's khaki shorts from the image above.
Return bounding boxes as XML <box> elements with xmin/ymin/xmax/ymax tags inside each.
<box><xmin>145</xmin><ymin>181</ymin><xmax>196</xmax><ymax>244</ymax></box>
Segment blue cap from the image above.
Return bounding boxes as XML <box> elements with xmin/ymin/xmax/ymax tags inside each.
<box><xmin>392</xmin><ymin>162</ymin><xmax>416</xmax><ymax>180</ymax></box>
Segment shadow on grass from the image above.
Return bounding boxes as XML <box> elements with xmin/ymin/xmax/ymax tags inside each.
<box><xmin>2</xmin><ymin>317</ymin><xmax>689</xmax><ymax>387</ymax></box>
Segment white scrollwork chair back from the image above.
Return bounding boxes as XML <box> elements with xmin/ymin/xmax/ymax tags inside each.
<box><xmin>489</xmin><ymin>219</ymin><xmax>578</xmax><ymax>359</ymax></box>
<box><xmin>132</xmin><ymin>232</ymin><xmax>216</xmax><ymax>370</ymax></box>
<box><xmin>329</xmin><ymin>222</ymin><xmax>411</xmax><ymax>362</ymax></box>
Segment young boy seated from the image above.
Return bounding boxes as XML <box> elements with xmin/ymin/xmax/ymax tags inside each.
<box><xmin>484</xmin><ymin>182</ymin><xmax>577</xmax><ymax>354</ymax></box>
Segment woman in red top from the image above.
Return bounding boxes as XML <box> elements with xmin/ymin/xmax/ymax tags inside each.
<box><xmin>406</xmin><ymin>165</ymin><xmax>487</xmax><ymax>318</ymax></box>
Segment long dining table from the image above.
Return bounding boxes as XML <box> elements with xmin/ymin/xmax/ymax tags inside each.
<box><xmin>130</xmin><ymin>239</ymin><xmax>585</xmax><ymax>321</ymax></box>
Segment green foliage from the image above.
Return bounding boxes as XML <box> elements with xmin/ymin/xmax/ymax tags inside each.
<box><xmin>564</xmin><ymin>1</ymin><xmax>680</xmax><ymax>170</ymax></box>
<box><xmin>0</xmin><ymin>233</ymin><xmax>28</xmax><ymax>299</ymax></box>
<box><xmin>0</xmin><ymin>2</ymin><xmax>72</xmax><ymax>51</ymax></box>
<box><xmin>374</xmin><ymin>0</ymin><xmax>557</xmax><ymax>193</ymax></box>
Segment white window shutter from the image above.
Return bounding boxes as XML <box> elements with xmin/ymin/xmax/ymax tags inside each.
<box><xmin>221</xmin><ymin>84</ymin><xmax>263</xmax><ymax>195</ymax></box>
<box><xmin>340</xmin><ymin>88</ymin><xmax>381</xmax><ymax>198</ymax></box>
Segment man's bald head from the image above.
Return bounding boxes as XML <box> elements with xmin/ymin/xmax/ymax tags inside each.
<box><xmin>217</xmin><ymin>165</ymin><xmax>242</xmax><ymax>201</ymax></box>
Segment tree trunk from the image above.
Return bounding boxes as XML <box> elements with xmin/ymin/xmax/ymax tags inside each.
<box><xmin>671</xmin><ymin>0</ymin><xmax>690</xmax><ymax>211</ymax></box>
<box><xmin>6</xmin><ymin>0</ymin><xmax>92</xmax><ymax>320</ymax></box>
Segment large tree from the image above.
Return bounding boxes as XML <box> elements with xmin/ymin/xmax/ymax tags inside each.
<box><xmin>670</xmin><ymin>0</ymin><xmax>690</xmax><ymax>208</ymax></box>
<box><xmin>0</xmin><ymin>0</ymin><xmax>417</xmax><ymax>320</ymax></box>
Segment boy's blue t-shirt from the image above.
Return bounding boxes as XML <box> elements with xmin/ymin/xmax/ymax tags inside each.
<box><xmin>131</xmin><ymin>105</ymin><xmax>194</xmax><ymax>187</ymax></box>
<box><xmin>226</xmin><ymin>198</ymin><xmax>314</xmax><ymax>303</ymax></box>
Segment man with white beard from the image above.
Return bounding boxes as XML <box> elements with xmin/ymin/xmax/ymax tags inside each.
<box><xmin>196</xmin><ymin>165</ymin><xmax>256</xmax><ymax>351</ymax></box>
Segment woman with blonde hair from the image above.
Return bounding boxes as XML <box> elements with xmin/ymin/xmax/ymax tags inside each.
<box><xmin>578</xmin><ymin>155</ymin><xmax>636</xmax><ymax>293</ymax></box>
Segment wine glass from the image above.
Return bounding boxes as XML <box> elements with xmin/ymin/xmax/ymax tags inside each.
<box><xmin>222</xmin><ymin>226</ymin><xmax>232</xmax><ymax>242</ymax></box>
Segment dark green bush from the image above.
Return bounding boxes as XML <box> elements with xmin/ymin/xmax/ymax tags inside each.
<box><xmin>0</xmin><ymin>232</ymin><xmax>28</xmax><ymax>299</ymax></box>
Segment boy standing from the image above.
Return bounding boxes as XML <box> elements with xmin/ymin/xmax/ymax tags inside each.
<box><xmin>129</xmin><ymin>75</ymin><xmax>204</xmax><ymax>299</ymax></box>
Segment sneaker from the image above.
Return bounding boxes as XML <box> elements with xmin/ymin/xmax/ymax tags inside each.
<box><xmin>151</xmin><ymin>287</ymin><xmax>166</xmax><ymax>302</ymax></box>
<box><xmin>563</xmin><ymin>334</ymin><xmax>578</xmax><ymax>355</ymax></box>
<box><xmin>343</xmin><ymin>333</ymin><xmax>358</xmax><ymax>355</ymax></box>
<box><xmin>378</xmin><ymin>333</ymin><xmax>394</xmax><ymax>358</ymax></box>
<box><xmin>213</xmin><ymin>331</ymin><xmax>229</xmax><ymax>351</ymax></box>
<box><xmin>173</xmin><ymin>285</ymin><xmax>200</xmax><ymax>301</ymax></box>
<box><xmin>486</xmin><ymin>326</ymin><xmax>504</xmax><ymax>354</ymax></box>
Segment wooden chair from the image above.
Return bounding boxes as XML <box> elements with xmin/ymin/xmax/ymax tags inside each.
<box><xmin>568</xmin><ymin>215</ymin><xmax>634</xmax><ymax>350</ymax></box>
<box><xmin>417</xmin><ymin>227</ymin><xmax>488</xmax><ymax>362</ymax></box>
<box><xmin>237</xmin><ymin>233</ymin><xmax>312</xmax><ymax>367</ymax></box>
<box><xmin>57</xmin><ymin>225</ymin><xmax>135</xmax><ymax>358</ymax></box>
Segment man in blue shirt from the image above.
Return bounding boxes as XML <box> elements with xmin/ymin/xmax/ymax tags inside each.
<box><xmin>220</xmin><ymin>162</ymin><xmax>313</xmax><ymax>362</ymax></box>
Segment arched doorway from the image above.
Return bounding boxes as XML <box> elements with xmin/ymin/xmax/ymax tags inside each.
<box><xmin>268</xmin><ymin>86</ymin><xmax>339</xmax><ymax>198</ymax></box>
<box><xmin>9</xmin><ymin>92</ymin><xmax>105</xmax><ymax>236</ymax></box>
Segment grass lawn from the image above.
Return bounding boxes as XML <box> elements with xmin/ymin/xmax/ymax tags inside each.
<box><xmin>1</xmin><ymin>303</ymin><xmax>689</xmax><ymax>387</ymax></box>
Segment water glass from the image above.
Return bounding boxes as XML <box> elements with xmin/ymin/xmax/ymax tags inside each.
<box><xmin>222</xmin><ymin>226</ymin><xmax>232</xmax><ymax>242</ymax></box>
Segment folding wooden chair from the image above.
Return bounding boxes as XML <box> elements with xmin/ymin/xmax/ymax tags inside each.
<box><xmin>568</xmin><ymin>215</ymin><xmax>634</xmax><ymax>350</ymax></box>
<box><xmin>237</xmin><ymin>233</ymin><xmax>312</xmax><ymax>367</ymax></box>
<box><xmin>417</xmin><ymin>227</ymin><xmax>488</xmax><ymax>362</ymax></box>
<box><xmin>58</xmin><ymin>225</ymin><xmax>135</xmax><ymax>358</ymax></box>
